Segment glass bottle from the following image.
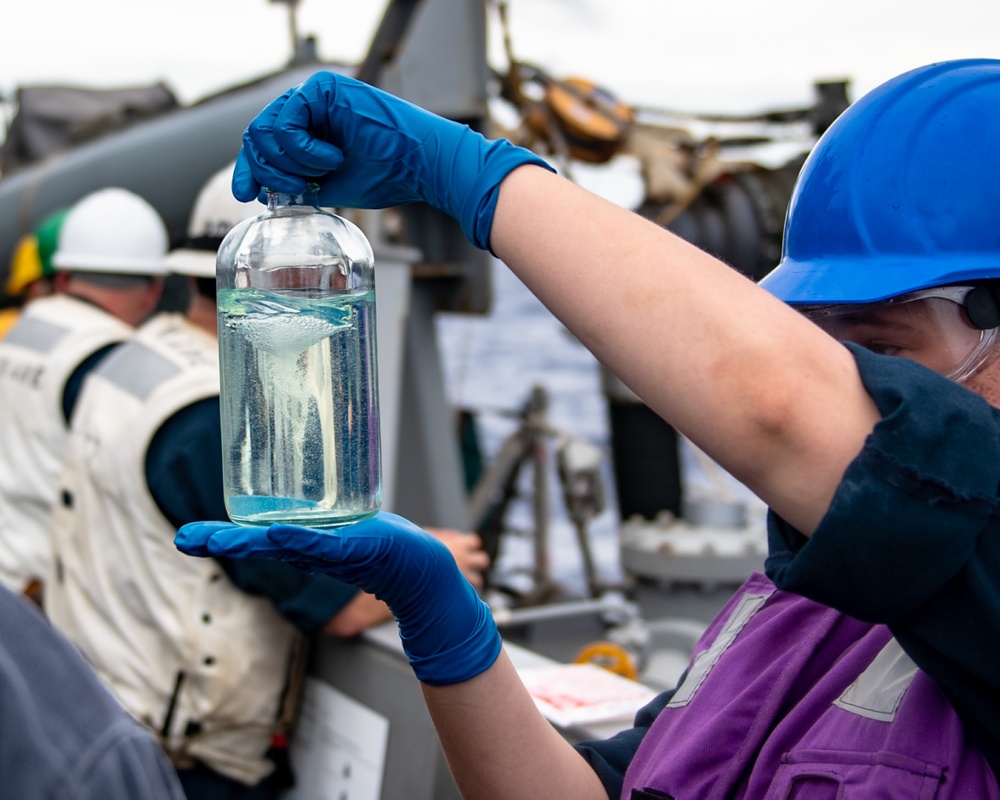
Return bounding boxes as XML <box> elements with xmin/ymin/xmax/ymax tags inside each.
<box><xmin>216</xmin><ymin>187</ymin><xmax>381</xmax><ymax>528</ymax></box>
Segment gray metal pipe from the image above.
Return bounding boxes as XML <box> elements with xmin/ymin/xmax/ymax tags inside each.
<box><xmin>490</xmin><ymin>594</ymin><xmax>641</xmax><ymax>628</ymax></box>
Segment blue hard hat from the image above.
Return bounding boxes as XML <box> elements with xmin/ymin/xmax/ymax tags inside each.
<box><xmin>759</xmin><ymin>59</ymin><xmax>1000</xmax><ymax>305</ymax></box>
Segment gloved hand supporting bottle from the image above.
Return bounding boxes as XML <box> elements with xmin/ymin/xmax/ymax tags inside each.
<box><xmin>175</xmin><ymin>512</ymin><xmax>502</xmax><ymax>686</ymax></box>
<box><xmin>233</xmin><ymin>71</ymin><xmax>553</xmax><ymax>251</ymax></box>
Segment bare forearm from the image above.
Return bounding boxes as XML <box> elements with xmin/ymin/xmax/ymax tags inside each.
<box><xmin>421</xmin><ymin>650</ymin><xmax>609</xmax><ymax>800</ymax></box>
<box><xmin>491</xmin><ymin>166</ymin><xmax>879</xmax><ymax>534</ymax></box>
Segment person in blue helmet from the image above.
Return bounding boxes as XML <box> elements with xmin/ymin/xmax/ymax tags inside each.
<box><xmin>177</xmin><ymin>59</ymin><xmax>1000</xmax><ymax>798</ymax></box>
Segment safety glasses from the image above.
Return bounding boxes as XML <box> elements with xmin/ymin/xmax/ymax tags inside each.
<box><xmin>800</xmin><ymin>286</ymin><xmax>1000</xmax><ymax>383</ymax></box>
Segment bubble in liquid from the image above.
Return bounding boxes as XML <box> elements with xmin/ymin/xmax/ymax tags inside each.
<box><xmin>232</xmin><ymin>313</ymin><xmax>343</xmax><ymax>355</ymax></box>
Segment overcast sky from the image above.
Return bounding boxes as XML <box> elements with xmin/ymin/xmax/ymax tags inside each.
<box><xmin>3</xmin><ymin>0</ymin><xmax>1000</xmax><ymax>114</ymax></box>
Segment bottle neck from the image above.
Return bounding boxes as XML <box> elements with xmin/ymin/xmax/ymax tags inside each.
<box><xmin>265</xmin><ymin>185</ymin><xmax>321</xmax><ymax>210</ymax></box>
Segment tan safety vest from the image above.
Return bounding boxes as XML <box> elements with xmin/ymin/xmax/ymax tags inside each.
<box><xmin>0</xmin><ymin>294</ymin><xmax>131</xmax><ymax>594</ymax></box>
<box><xmin>47</xmin><ymin>312</ymin><xmax>300</xmax><ymax>785</ymax></box>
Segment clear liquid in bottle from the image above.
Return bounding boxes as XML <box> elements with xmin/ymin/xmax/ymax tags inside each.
<box><xmin>216</xmin><ymin>188</ymin><xmax>381</xmax><ymax>527</ymax></box>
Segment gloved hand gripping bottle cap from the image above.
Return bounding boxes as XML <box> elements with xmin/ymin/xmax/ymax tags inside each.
<box><xmin>233</xmin><ymin>71</ymin><xmax>555</xmax><ymax>253</ymax></box>
<box><xmin>216</xmin><ymin>185</ymin><xmax>381</xmax><ymax>528</ymax></box>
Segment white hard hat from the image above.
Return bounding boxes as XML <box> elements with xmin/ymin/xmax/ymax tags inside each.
<box><xmin>165</xmin><ymin>162</ymin><xmax>261</xmax><ymax>278</ymax></box>
<box><xmin>52</xmin><ymin>187</ymin><xmax>169</xmax><ymax>276</ymax></box>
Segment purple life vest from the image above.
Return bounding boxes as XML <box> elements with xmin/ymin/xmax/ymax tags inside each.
<box><xmin>622</xmin><ymin>572</ymin><xmax>998</xmax><ymax>799</ymax></box>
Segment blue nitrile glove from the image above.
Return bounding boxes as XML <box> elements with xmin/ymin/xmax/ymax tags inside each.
<box><xmin>232</xmin><ymin>71</ymin><xmax>553</xmax><ymax>251</ymax></box>
<box><xmin>175</xmin><ymin>512</ymin><xmax>501</xmax><ymax>686</ymax></box>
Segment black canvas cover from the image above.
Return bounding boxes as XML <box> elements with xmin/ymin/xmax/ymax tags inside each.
<box><xmin>0</xmin><ymin>83</ymin><xmax>179</xmax><ymax>173</ymax></box>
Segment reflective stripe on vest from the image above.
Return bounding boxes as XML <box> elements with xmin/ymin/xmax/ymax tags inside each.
<box><xmin>3</xmin><ymin>316</ymin><xmax>68</xmax><ymax>352</ymax></box>
<box><xmin>97</xmin><ymin>341</ymin><xmax>181</xmax><ymax>401</ymax></box>
<box><xmin>834</xmin><ymin>638</ymin><xmax>918</xmax><ymax>722</ymax></box>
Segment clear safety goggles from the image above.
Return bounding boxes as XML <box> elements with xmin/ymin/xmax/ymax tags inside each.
<box><xmin>800</xmin><ymin>285</ymin><xmax>1000</xmax><ymax>384</ymax></box>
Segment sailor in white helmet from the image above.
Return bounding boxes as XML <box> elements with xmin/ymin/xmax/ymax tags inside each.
<box><xmin>0</xmin><ymin>187</ymin><xmax>167</xmax><ymax>606</ymax></box>
<box><xmin>46</xmin><ymin>163</ymin><xmax>488</xmax><ymax>800</ymax></box>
